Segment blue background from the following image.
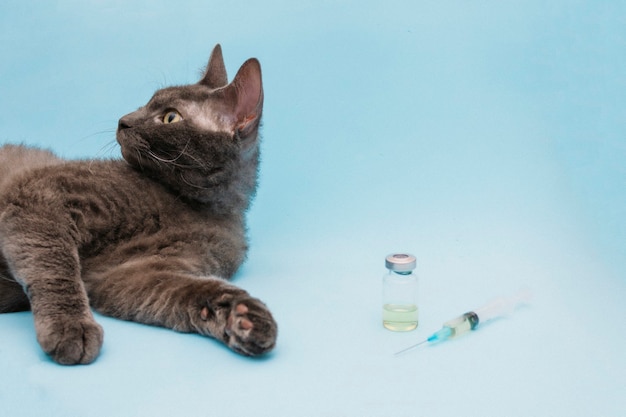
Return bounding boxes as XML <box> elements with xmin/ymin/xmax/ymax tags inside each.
<box><xmin>1</xmin><ymin>1</ymin><xmax>625</xmax><ymax>416</ymax></box>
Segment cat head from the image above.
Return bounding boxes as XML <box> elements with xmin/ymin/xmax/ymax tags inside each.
<box><xmin>116</xmin><ymin>45</ymin><xmax>263</xmax><ymax>211</ymax></box>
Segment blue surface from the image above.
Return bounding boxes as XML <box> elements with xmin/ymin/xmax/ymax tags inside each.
<box><xmin>1</xmin><ymin>1</ymin><xmax>625</xmax><ymax>416</ymax></box>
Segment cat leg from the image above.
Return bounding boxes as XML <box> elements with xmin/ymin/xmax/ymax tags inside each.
<box><xmin>85</xmin><ymin>259</ymin><xmax>277</xmax><ymax>356</ymax></box>
<box><xmin>0</xmin><ymin>217</ymin><xmax>103</xmax><ymax>365</ymax></box>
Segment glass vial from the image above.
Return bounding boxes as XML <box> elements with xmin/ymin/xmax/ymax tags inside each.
<box><xmin>382</xmin><ymin>253</ymin><xmax>418</xmax><ymax>331</ymax></box>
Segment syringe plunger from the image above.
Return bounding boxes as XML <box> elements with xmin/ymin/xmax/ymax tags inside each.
<box><xmin>473</xmin><ymin>288</ymin><xmax>533</xmax><ymax>323</ymax></box>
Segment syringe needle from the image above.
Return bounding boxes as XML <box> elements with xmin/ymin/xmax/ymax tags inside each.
<box><xmin>394</xmin><ymin>327</ymin><xmax>452</xmax><ymax>356</ymax></box>
<box><xmin>394</xmin><ymin>339</ymin><xmax>428</xmax><ymax>356</ymax></box>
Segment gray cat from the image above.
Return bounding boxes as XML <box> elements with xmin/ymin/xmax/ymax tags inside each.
<box><xmin>0</xmin><ymin>45</ymin><xmax>277</xmax><ymax>365</ymax></box>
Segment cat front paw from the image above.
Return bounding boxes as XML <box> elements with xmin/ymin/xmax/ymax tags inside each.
<box><xmin>35</xmin><ymin>315</ymin><xmax>104</xmax><ymax>365</ymax></box>
<box><xmin>200</xmin><ymin>293</ymin><xmax>277</xmax><ymax>356</ymax></box>
<box><xmin>225</xmin><ymin>299</ymin><xmax>278</xmax><ymax>356</ymax></box>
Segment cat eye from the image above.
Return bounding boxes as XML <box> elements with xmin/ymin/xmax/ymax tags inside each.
<box><xmin>162</xmin><ymin>110</ymin><xmax>183</xmax><ymax>124</ymax></box>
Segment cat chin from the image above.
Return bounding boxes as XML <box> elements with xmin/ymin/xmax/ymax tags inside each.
<box><xmin>118</xmin><ymin>147</ymin><xmax>138</xmax><ymax>169</ymax></box>
<box><xmin>119</xmin><ymin>146</ymin><xmax>148</xmax><ymax>174</ymax></box>
<box><xmin>117</xmin><ymin>131</ymin><xmax>146</xmax><ymax>163</ymax></box>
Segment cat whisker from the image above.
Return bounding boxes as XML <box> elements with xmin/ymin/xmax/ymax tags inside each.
<box><xmin>91</xmin><ymin>140</ymin><xmax>119</xmax><ymax>160</ymax></box>
<box><xmin>146</xmin><ymin>150</ymin><xmax>197</xmax><ymax>169</ymax></box>
<box><xmin>77</xmin><ymin>128</ymin><xmax>117</xmax><ymax>143</ymax></box>
<box><xmin>180</xmin><ymin>150</ymin><xmax>208</xmax><ymax>169</ymax></box>
<box><xmin>165</xmin><ymin>138</ymin><xmax>192</xmax><ymax>164</ymax></box>
<box><xmin>144</xmin><ymin>139</ymin><xmax>203</xmax><ymax>170</ymax></box>
<box><xmin>146</xmin><ymin>149</ymin><xmax>181</xmax><ymax>164</ymax></box>
<box><xmin>99</xmin><ymin>140</ymin><xmax>120</xmax><ymax>156</ymax></box>
<box><xmin>179</xmin><ymin>172</ymin><xmax>210</xmax><ymax>190</ymax></box>
<box><xmin>135</xmin><ymin>150</ymin><xmax>147</xmax><ymax>172</ymax></box>
<box><xmin>85</xmin><ymin>141</ymin><xmax>119</xmax><ymax>173</ymax></box>
<box><xmin>0</xmin><ymin>274</ymin><xmax>20</xmax><ymax>284</ymax></box>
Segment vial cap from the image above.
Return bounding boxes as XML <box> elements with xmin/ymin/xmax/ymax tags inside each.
<box><xmin>385</xmin><ymin>253</ymin><xmax>417</xmax><ymax>272</ymax></box>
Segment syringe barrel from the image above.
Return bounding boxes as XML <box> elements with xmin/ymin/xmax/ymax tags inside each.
<box><xmin>473</xmin><ymin>297</ymin><xmax>510</xmax><ymax>322</ymax></box>
<box><xmin>473</xmin><ymin>289</ymin><xmax>532</xmax><ymax>323</ymax></box>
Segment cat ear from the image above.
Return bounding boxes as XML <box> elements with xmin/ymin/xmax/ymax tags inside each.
<box><xmin>220</xmin><ymin>58</ymin><xmax>263</xmax><ymax>138</ymax></box>
<box><xmin>199</xmin><ymin>44</ymin><xmax>228</xmax><ymax>88</ymax></box>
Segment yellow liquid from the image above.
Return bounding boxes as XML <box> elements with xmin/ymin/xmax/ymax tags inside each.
<box><xmin>383</xmin><ymin>304</ymin><xmax>418</xmax><ymax>331</ymax></box>
<box><xmin>444</xmin><ymin>315</ymin><xmax>473</xmax><ymax>337</ymax></box>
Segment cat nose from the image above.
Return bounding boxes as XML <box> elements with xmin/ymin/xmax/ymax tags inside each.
<box><xmin>118</xmin><ymin>116</ymin><xmax>133</xmax><ymax>130</ymax></box>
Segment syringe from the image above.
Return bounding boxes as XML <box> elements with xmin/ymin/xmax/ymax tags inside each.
<box><xmin>395</xmin><ymin>288</ymin><xmax>532</xmax><ymax>356</ymax></box>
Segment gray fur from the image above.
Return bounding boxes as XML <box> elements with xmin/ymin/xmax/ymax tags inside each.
<box><xmin>0</xmin><ymin>45</ymin><xmax>277</xmax><ymax>365</ymax></box>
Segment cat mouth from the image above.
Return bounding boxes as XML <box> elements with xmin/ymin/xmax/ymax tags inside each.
<box><xmin>117</xmin><ymin>129</ymin><xmax>144</xmax><ymax>150</ymax></box>
<box><xmin>116</xmin><ymin>131</ymin><xmax>150</xmax><ymax>167</ymax></box>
